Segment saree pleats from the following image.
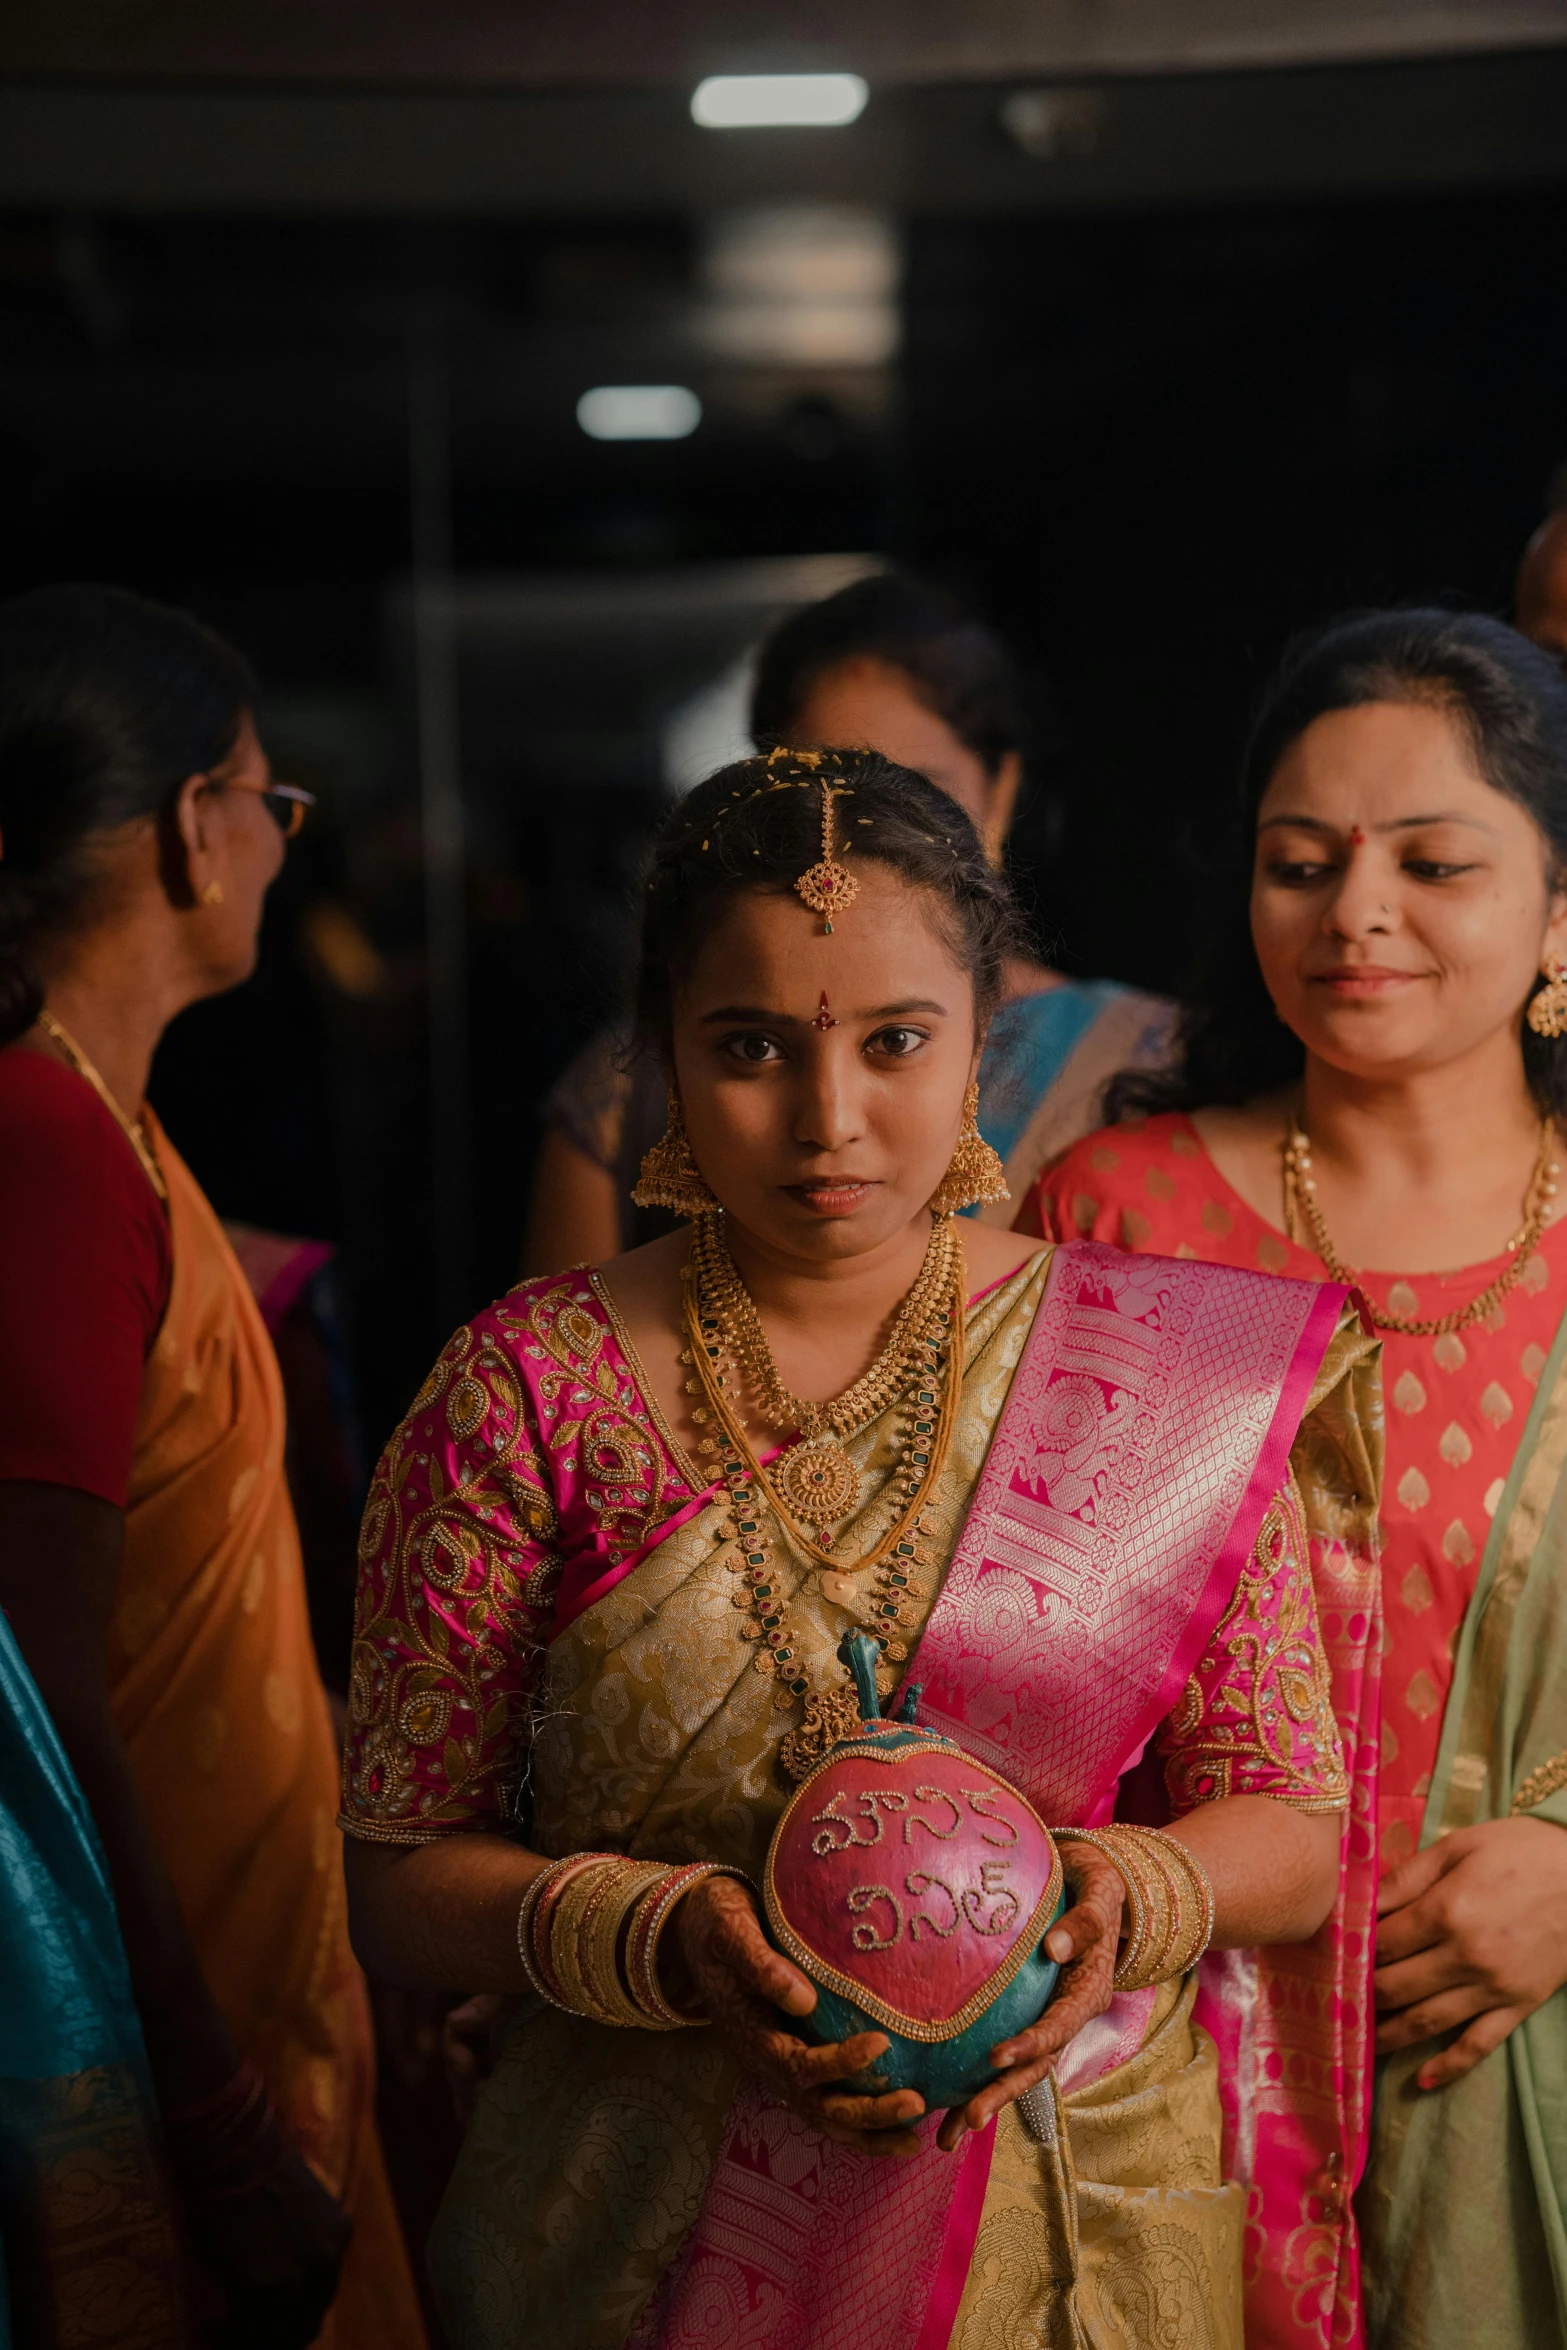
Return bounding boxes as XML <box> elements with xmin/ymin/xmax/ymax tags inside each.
<box><xmin>1361</xmin><ymin>1298</ymin><xmax>1567</xmax><ymax>2348</ymax></box>
<box><xmin>954</xmin><ymin>1977</ymin><xmax>1244</xmax><ymax>2350</ymax></box>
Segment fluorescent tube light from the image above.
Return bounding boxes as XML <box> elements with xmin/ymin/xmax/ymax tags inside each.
<box><xmin>576</xmin><ymin>385</ymin><xmax>702</xmax><ymax>442</ymax></box>
<box><xmin>691</xmin><ymin>74</ymin><xmax>868</xmax><ymax>131</ymax></box>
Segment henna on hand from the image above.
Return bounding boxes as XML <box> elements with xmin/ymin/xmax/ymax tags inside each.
<box><xmin>668</xmin><ymin>1872</ymin><xmax>927</xmax><ymax>2158</ymax></box>
<box><xmin>935</xmin><ymin>1837</ymin><xmax>1124</xmax><ymax>2152</ymax></box>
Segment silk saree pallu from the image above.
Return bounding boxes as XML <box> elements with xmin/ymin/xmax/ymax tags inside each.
<box><xmin>1361</xmin><ymin>1298</ymin><xmax>1567</xmax><ymax>2349</ymax></box>
<box><xmin>422</xmin><ymin>1244</ymin><xmax>1373</xmax><ymax>2350</ymax></box>
<box><xmin>115</xmin><ymin>1116</ymin><xmax>424</xmax><ymax>2350</ymax></box>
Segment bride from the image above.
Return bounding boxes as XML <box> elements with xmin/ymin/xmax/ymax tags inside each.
<box><xmin>340</xmin><ymin>747</ymin><xmax>1378</xmax><ymax>2350</ymax></box>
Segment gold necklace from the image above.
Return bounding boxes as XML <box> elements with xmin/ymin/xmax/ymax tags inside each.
<box><xmin>681</xmin><ymin>1222</ymin><xmax>966</xmax><ymax>1776</ymax></box>
<box><xmin>1282</xmin><ymin>1108</ymin><xmax>1558</xmax><ymax>1337</ymax></box>
<box><xmin>688</xmin><ymin>1211</ymin><xmax>958</xmax><ymax>1541</ymax></box>
<box><xmin>36</xmin><ymin>1009</ymin><xmax>168</xmax><ymax>1202</ymax></box>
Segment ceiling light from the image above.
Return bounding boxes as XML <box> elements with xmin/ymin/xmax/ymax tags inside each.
<box><xmin>691</xmin><ymin>74</ymin><xmax>868</xmax><ymax>131</ymax></box>
<box><xmin>576</xmin><ymin>385</ymin><xmax>702</xmax><ymax>442</ymax></box>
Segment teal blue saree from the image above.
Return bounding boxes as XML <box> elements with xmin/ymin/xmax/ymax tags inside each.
<box><xmin>0</xmin><ymin>1608</ymin><xmax>185</xmax><ymax>2347</ymax></box>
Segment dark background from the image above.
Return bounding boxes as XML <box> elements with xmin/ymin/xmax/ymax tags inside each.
<box><xmin>3</xmin><ymin>60</ymin><xmax>1565</xmax><ymax>1450</ymax></box>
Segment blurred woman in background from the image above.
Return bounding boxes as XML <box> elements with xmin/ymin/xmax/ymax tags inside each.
<box><xmin>526</xmin><ymin>572</ymin><xmax>1174</xmax><ymax>1271</ymax></box>
<box><xmin>0</xmin><ymin>586</ymin><xmax>425</xmax><ymax>2349</ymax></box>
<box><xmin>1031</xmin><ymin>609</ymin><xmax>1567</xmax><ymax>2347</ymax></box>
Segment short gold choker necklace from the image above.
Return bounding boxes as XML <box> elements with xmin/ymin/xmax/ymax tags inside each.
<box><xmin>1282</xmin><ymin>1108</ymin><xmax>1558</xmax><ymax>1337</ymax></box>
<box><xmin>36</xmin><ymin>1009</ymin><xmax>167</xmax><ymax>1202</ymax></box>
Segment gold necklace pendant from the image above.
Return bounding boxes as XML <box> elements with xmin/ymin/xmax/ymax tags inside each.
<box><xmin>773</xmin><ymin>1434</ymin><xmax>860</xmax><ymax>1529</ymax></box>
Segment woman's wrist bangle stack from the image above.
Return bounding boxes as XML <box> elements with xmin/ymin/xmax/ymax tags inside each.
<box><xmin>518</xmin><ymin>1854</ymin><xmax>748</xmax><ymax>2030</ymax></box>
<box><xmin>162</xmin><ymin>2056</ymin><xmax>278</xmax><ymax>2198</ymax></box>
<box><xmin>1057</xmin><ymin>1825</ymin><xmax>1215</xmax><ymax>1992</ymax></box>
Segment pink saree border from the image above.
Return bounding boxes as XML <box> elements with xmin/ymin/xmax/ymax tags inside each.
<box><xmin>633</xmin><ymin>1243</ymin><xmax>1352</xmax><ymax>2350</ymax></box>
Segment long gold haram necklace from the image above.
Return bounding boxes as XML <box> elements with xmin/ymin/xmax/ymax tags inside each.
<box><xmin>689</xmin><ymin>1209</ymin><xmax>959</xmax><ymax>1544</ymax></box>
<box><xmin>1282</xmin><ymin>1108</ymin><xmax>1558</xmax><ymax>1337</ymax></box>
<box><xmin>36</xmin><ymin>1009</ymin><xmax>168</xmax><ymax>1202</ymax></box>
<box><xmin>680</xmin><ymin>1214</ymin><xmax>965</xmax><ymax>1760</ymax></box>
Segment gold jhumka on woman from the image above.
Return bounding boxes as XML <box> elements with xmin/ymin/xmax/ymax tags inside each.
<box><xmin>637</xmin><ymin>762</ymin><xmax>1008</xmax><ymax>1775</ymax></box>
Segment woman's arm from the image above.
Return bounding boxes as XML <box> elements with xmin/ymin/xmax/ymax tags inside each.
<box><xmin>1170</xmin><ymin>1792</ymin><xmax>1341</xmax><ymax>1945</ymax></box>
<box><xmin>345</xmin><ymin>1831</ymin><xmax>545</xmax><ymax>1991</ymax></box>
<box><xmin>524</xmin><ymin>1129</ymin><xmax>624</xmax><ymax>1276</ymax></box>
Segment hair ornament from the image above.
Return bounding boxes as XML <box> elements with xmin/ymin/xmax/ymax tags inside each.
<box><xmin>795</xmin><ymin>777</ymin><xmax>859</xmax><ymax>934</ymax></box>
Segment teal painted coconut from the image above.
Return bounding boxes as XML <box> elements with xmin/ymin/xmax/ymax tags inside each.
<box><xmin>763</xmin><ymin>1634</ymin><xmax>1066</xmax><ymax>2110</ymax></box>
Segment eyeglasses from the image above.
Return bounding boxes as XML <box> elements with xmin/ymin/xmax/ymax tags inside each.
<box><xmin>203</xmin><ymin>776</ymin><xmax>317</xmax><ymax>839</ymax></box>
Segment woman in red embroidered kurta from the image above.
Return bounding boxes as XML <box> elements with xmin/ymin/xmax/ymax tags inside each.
<box><xmin>1022</xmin><ymin>607</ymin><xmax>1567</xmax><ymax>2348</ymax></box>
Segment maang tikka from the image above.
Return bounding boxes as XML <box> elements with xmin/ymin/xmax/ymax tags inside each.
<box><xmin>794</xmin><ymin>780</ymin><xmax>859</xmax><ymax>933</ymax></box>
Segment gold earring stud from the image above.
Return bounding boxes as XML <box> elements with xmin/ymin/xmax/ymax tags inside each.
<box><xmin>199</xmin><ymin>879</ymin><xmax>225</xmax><ymax>907</ymax></box>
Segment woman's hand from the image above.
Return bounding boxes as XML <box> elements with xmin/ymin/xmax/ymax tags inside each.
<box><xmin>935</xmin><ymin>1837</ymin><xmax>1124</xmax><ymax>2152</ymax></box>
<box><xmin>182</xmin><ymin>2120</ymin><xmax>351</xmax><ymax>2350</ymax></box>
<box><xmin>1375</xmin><ymin>1816</ymin><xmax>1567</xmax><ymax>2088</ymax></box>
<box><xmin>667</xmin><ymin>1873</ymin><xmax>928</xmax><ymax>2158</ymax></box>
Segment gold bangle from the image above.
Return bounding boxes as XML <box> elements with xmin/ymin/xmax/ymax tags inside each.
<box><xmin>581</xmin><ymin>1860</ymin><xmax>668</xmax><ymax>2030</ymax></box>
<box><xmin>1120</xmin><ymin>1827</ymin><xmax>1183</xmax><ymax>1984</ymax></box>
<box><xmin>523</xmin><ymin>1854</ymin><xmax>606</xmax><ymax>2012</ymax></box>
<box><xmin>551</xmin><ymin>1858</ymin><xmax>630</xmax><ymax>2026</ymax></box>
<box><xmin>625</xmin><ymin>1862</ymin><xmax>752</xmax><ymax>2028</ymax></box>
<box><xmin>1053</xmin><ymin>1829</ymin><xmax>1147</xmax><ymax>1987</ymax></box>
<box><xmin>1157</xmin><ymin>1830</ymin><xmax>1215</xmax><ymax>1975</ymax></box>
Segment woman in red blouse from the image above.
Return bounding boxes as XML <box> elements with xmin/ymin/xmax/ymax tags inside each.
<box><xmin>1029</xmin><ymin>608</ymin><xmax>1567</xmax><ymax>2348</ymax></box>
<box><xmin>0</xmin><ymin>586</ymin><xmax>423</xmax><ymax>2349</ymax></box>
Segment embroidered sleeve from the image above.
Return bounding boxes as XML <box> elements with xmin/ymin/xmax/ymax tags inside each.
<box><xmin>339</xmin><ymin>1313</ymin><xmax>562</xmax><ymax>1844</ymax></box>
<box><xmin>1158</xmin><ymin>1474</ymin><xmax>1349</xmax><ymax>1815</ymax></box>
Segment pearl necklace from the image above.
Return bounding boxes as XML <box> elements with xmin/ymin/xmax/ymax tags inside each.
<box><xmin>1282</xmin><ymin>1109</ymin><xmax>1559</xmax><ymax>1337</ymax></box>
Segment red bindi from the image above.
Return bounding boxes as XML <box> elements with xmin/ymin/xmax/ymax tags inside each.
<box><xmin>812</xmin><ymin>992</ymin><xmax>838</xmax><ymax>1031</ymax></box>
<box><xmin>1348</xmin><ymin>824</ymin><xmax>1366</xmax><ymax>847</ymax></box>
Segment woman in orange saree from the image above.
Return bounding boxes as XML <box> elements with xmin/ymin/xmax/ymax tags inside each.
<box><xmin>0</xmin><ymin>585</ymin><xmax>424</xmax><ymax>2347</ymax></box>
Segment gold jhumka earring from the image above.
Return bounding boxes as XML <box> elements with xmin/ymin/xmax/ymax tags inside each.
<box><xmin>1528</xmin><ymin>959</ymin><xmax>1567</xmax><ymax>1039</ymax></box>
<box><xmin>928</xmin><ymin>1081</ymin><xmax>1010</xmax><ymax>1216</ymax></box>
<box><xmin>632</xmin><ymin>1089</ymin><xmax>720</xmax><ymax>1216</ymax></box>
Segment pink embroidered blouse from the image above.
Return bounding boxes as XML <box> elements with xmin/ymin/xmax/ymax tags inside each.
<box><xmin>340</xmin><ymin>1267</ymin><xmax>1349</xmax><ymax>1845</ymax></box>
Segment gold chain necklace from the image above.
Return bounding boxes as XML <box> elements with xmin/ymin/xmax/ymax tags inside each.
<box><xmin>680</xmin><ymin>1220</ymin><xmax>966</xmax><ymax>1775</ymax></box>
<box><xmin>36</xmin><ymin>1009</ymin><xmax>168</xmax><ymax>1202</ymax></box>
<box><xmin>1282</xmin><ymin>1108</ymin><xmax>1558</xmax><ymax>1336</ymax></box>
<box><xmin>688</xmin><ymin>1211</ymin><xmax>958</xmax><ymax>1542</ymax></box>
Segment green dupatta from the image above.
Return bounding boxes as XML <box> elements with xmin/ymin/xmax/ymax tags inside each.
<box><xmin>1361</xmin><ymin>1303</ymin><xmax>1567</xmax><ymax>2347</ymax></box>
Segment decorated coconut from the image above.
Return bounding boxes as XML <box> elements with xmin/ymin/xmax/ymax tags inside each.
<box><xmin>763</xmin><ymin>1634</ymin><xmax>1066</xmax><ymax>2109</ymax></box>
